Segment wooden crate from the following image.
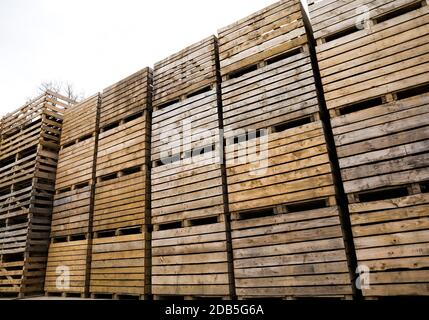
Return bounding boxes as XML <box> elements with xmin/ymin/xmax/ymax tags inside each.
<box><xmin>0</xmin><ymin>91</ymin><xmax>72</xmax><ymax>297</ymax></box>
<box><xmin>90</xmin><ymin>233</ymin><xmax>149</xmax><ymax>298</ymax></box>
<box><xmin>220</xmin><ymin>47</ymin><xmax>319</xmax><ymax>138</ymax></box>
<box><xmin>310</xmin><ymin>0</ymin><xmax>429</xmax><ymax>297</ymax></box>
<box><xmin>100</xmin><ymin>68</ymin><xmax>152</xmax><ymax>129</ymax></box>
<box><xmin>55</xmin><ymin>138</ymin><xmax>96</xmax><ymax>192</ymax></box>
<box><xmin>225</xmin><ymin>121</ymin><xmax>338</xmax><ymax>212</ymax></box>
<box><xmin>218</xmin><ymin>0</ymin><xmax>307</xmax><ymax>78</ymax></box>
<box><xmin>309</xmin><ymin>0</ymin><xmax>429</xmax><ymax>114</ymax></box>
<box><xmin>153</xmin><ymin>36</ymin><xmax>217</xmax><ymax>108</ymax></box>
<box><xmin>97</xmin><ymin>112</ymin><xmax>149</xmax><ymax>178</ymax></box>
<box><xmin>231</xmin><ymin>205</ymin><xmax>352</xmax><ymax>299</ymax></box>
<box><xmin>152</xmin><ymin>218</ymin><xmax>231</xmax><ymax>298</ymax></box>
<box><xmin>60</xmin><ymin>94</ymin><xmax>98</xmax><ymax>146</ymax></box>
<box><xmin>350</xmin><ymin>193</ymin><xmax>429</xmax><ymax>297</ymax></box>
<box><xmin>51</xmin><ymin>186</ymin><xmax>92</xmax><ymax>238</ymax></box>
<box><xmin>94</xmin><ymin>167</ymin><xmax>147</xmax><ymax>233</ymax></box>
<box><xmin>44</xmin><ymin>239</ymin><xmax>88</xmax><ymax>297</ymax></box>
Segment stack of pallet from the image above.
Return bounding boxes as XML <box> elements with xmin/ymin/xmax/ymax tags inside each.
<box><xmin>0</xmin><ymin>91</ymin><xmax>73</xmax><ymax>298</ymax></box>
<box><xmin>89</xmin><ymin>68</ymin><xmax>152</xmax><ymax>300</ymax></box>
<box><xmin>44</xmin><ymin>94</ymin><xmax>100</xmax><ymax>298</ymax></box>
<box><xmin>309</xmin><ymin>0</ymin><xmax>429</xmax><ymax>297</ymax></box>
<box><xmin>151</xmin><ymin>36</ymin><xmax>234</xmax><ymax>299</ymax></box>
<box><xmin>218</xmin><ymin>0</ymin><xmax>354</xmax><ymax>299</ymax></box>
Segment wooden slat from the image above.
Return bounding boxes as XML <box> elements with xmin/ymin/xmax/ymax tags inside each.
<box><xmin>90</xmin><ymin>234</ymin><xmax>147</xmax><ymax>296</ymax></box>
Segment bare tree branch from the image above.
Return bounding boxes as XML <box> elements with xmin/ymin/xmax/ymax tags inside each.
<box><xmin>31</xmin><ymin>81</ymin><xmax>85</xmax><ymax>103</ymax></box>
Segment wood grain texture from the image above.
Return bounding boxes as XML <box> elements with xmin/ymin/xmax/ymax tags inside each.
<box><xmin>100</xmin><ymin>68</ymin><xmax>152</xmax><ymax>128</ymax></box>
<box><xmin>153</xmin><ymin>36</ymin><xmax>217</xmax><ymax>107</ymax></box>
<box><xmin>152</xmin><ymin>221</ymin><xmax>231</xmax><ymax>297</ymax></box>
<box><xmin>218</xmin><ymin>0</ymin><xmax>307</xmax><ymax>76</ymax></box>
<box><xmin>90</xmin><ymin>234</ymin><xmax>148</xmax><ymax>296</ymax></box>
<box><xmin>231</xmin><ymin>206</ymin><xmax>353</xmax><ymax>298</ymax></box>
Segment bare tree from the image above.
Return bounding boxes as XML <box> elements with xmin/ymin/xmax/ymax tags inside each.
<box><xmin>37</xmin><ymin>81</ymin><xmax>85</xmax><ymax>102</ymax></box>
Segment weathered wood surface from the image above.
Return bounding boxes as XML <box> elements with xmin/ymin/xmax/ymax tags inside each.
<box><xmin>221</xmin><ymin>47</ymin><xmax>319</xmax><ymax>138</ymax></box>
<box><xmin>44</xmin><ymin>240</ymin><xmax>88</xmax><ymax>295</ymax></box>
<box><xmin>153</xmin><ymin>36</ymin><xmax>217</xmax><ymax>107</ymax></box>
<box><xmin>94</xmin><ymin>169</ymin><xmax>147</xmax><ymax>232</ymax></box>
<box><xmin>231</xmin><ymin>206</ymin><xmax>353</xmax><ymax>298</ymax></box>
<box><xmin>218</xmin><ymin>0</ymin><xmax>307</xmax><ymax>76</ymax></box>
<box><xmin>97</xmin><ymin>115</ymin><xmax>149</xmax><ymax>177</ymax></box>
<box><xmin>152</xmin><ymin>220</ymin><xmax>231</xmax><ymax>297</ymax></box>
<box><xmin>225</xmin><ymin>121</ymin><xmax>336</xmax><ymax>213</ymax></box>
<box><xmin>60</xmin><ymin>94</ymin><xmax>98</xmax><ymax>146</ymax></box>
<box><xmin>350</xmin><ymin>193</ymin><xmax>429</xmax><ymax>297</ymax></box>
<box><xmin>51</xmin><ymin>186</ymin><xmax>92</xmax><ymax>237</ymax></box>
<box><xmin>55</xmin><ymin>138</ymin><xmax>96</xmax><ymax>191</ymax></box>
<box><xmin>151</xmin><ymin>152</ymin><xmax>225</xmax><ymax>225</ymax></box>
<box><xmin>310</xmin><ymin>0</ymin><xmax>429</xmax><ymax>110</ymax></box>
<box><xmin>90</xmin><ymin>234</ymin><xmax>148</xmax><ymax>296</ymax></box>
<box><xmin>100</xmin><ymin>68</ymin><xmax>152</xmax><ymax>128</ymax></box>
<box><xmin>333</xmin><ymin>92</ymin><xmax>429</xmax><ymax>195</ymax></box>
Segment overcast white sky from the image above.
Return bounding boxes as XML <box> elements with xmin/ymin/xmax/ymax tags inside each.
<box><xmin>0</xmin><ymin>0</ymin><xmax>309</xmax><ymax>117</ymax></box>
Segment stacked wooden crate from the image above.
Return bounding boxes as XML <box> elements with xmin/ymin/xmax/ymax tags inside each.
<box><xmin>0</xmin><ymin>91</ymin><xmax>73</xmax><ymax>298</ymax></box>
<box><xmin>218</xmin><ymin>0</ymin><xmax>354</xmax><ymax>299</ymax></box>
<box><xmin>44</xmin><ymin>94</ymin><xmax>100</xmax><ymax>297</ymax></box>
<box><xmin>309</xmin><ymin>0</ymin><xmax>429</xmax><ymax>297</ymax></box>
<box><xmin>151</xmin><ymin>36</ymin><xmax>234</xmax><ymax>299</ymax></box>
<box><xmin>89</xmin><ymin>68</ymin><xmax>152</xmax><ymax>300</ymax></box>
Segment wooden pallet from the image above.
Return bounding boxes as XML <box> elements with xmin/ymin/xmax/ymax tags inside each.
<box><xmin>0</xmin><ymin>91</ymin><xmax>72</xmax><ymax>297</ymax></box>
<box><xmin>44</xmin><ymin>239</ymin><xmax>89</xmax><ymax>297</ymax></box>
<box><xmin>309</xmin><ymin>0</ymin><xmax>429</xmax><ymax>113</ymax></box>
<box><xmin>218</xmin><ymin>0</ymin><xmax>307</xmax><ymax>78</ymax></box>
<box><xmin>89</xmin><ymin>233</ymin><xmax>149</xmax><ymax>297</ymax></box>
<box><xmin>310</xmin><ymin>0</ymin><xmax>429</xmax><ymax>297</ymax></box>
<box><xmin>153</xmin><ymin>36</ymin><xmax>217</xmax><ymax>108</ymax></box>
<box><xmin>100</xmin><ymin>68</ymin><xmax>152</xmax><ymax>129</ymax></box>
<box><xmin>152</xmin><ymin>215</ymin><xmax>232</xmax><ymax>297</ymax></box>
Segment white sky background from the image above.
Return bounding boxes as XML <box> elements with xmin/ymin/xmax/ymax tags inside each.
<box><xmin>0</xmin><ymin>0</ymin><xmax>309</xmax><ymax>117</ymax></box>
